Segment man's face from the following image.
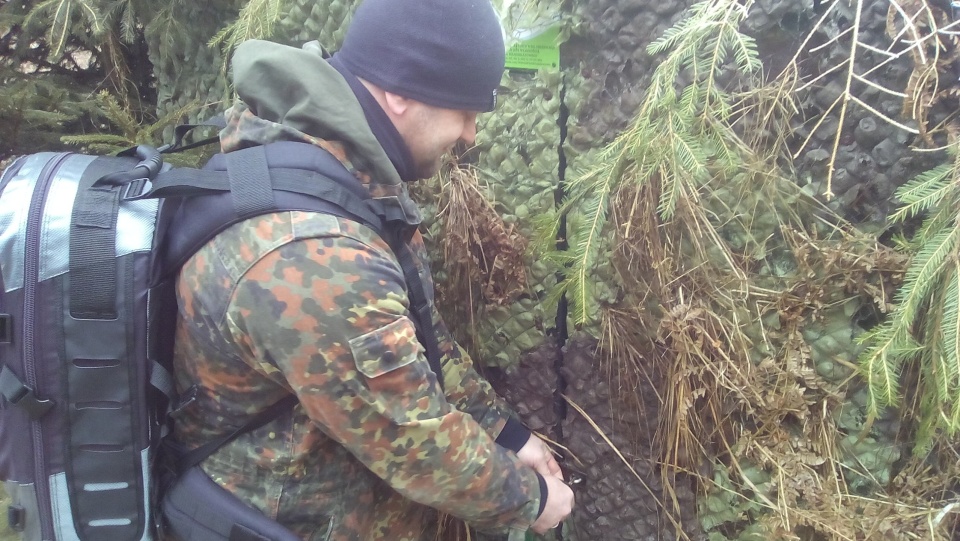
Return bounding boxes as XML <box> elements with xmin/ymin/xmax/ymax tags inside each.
<box><xmin>403</xmin><ymin>103</ymin><xmax>478</xmax><ymax>179</ymax></box>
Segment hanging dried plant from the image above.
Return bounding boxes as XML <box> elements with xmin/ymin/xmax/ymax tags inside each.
<box><xmin>436</xmin><ymin>162</ymin><xmax>529</xmax><ymax>307</ymax></box>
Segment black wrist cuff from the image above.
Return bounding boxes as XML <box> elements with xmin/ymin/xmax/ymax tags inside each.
<box><xmin>536</xmin><ymin>473</ymin><xmax>548</xmax><ymax>517</ymax></box>
<box><xmin>495</xmin><ymin>418</ymin><xmax>530</xmax><ymax>453</ymax></box>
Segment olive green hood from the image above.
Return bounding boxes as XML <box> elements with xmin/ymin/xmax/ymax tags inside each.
<box><xmin>224</xmin><ymin>39</ymin><xmax>422</xmax><ymax>225</ymax></box>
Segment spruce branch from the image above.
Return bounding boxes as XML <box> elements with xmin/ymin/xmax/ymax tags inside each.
<box><xmin>859</xmin><ymin>321</ymin><xmax>911</xmax><ymax>411</ymax></box>
<box><xmin>784</xmin><ymin>1</ymin><xmax>947</xmax><ymax>197</ymax></box>
<box><xmin>23</xmin><ymin>0</ymin><xmax>103</xmax><ymax>57</ymax></box>
<box><xmin>889</xmin><ymin>162</ymin><xmax>954</xmax><ymax>222</ymax></box>
<box><xmin>209</xmin><ymin>0</ymin><xmax>285</xmax><ymax>66</ymax></box>
<box><xmin>859</xmin><ymin>144</ymin><xmax>960</xmax><ymax>435</ymax></box>
<box><xmin>938</xmin><ymin>261</ymin><xmax>960</xmax><ymax>402</ymax></box>
<box><xmin>551</xmin><ymin>0</ymin><xmax>762</xmax><ymax>327</ymax></box>
<box><xmin>898</xmin><ymin>225</ymin><xmax>960</xmax><ymax>328</ymax></box>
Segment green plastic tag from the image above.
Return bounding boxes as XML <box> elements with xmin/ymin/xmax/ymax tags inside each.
<box><xmin>505</xmin><ymin>25</ymin><xmax>561</xmax><ymax>70</ymax></box>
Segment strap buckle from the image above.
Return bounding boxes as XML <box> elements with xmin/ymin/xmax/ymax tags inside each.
<box><xmin>8</xmin><ymin>382</ymin><xmax>54</xmax><ymax>420</ymax></box>
<box><xmin>7</xmin><ymin>505</ymin><xmax>25</xmax><ymax>533</ymax></box>
<box><xmin>0</xmin><ymin>313</ymin><xmax>11</xmax><ymax>343</ymax></box>
<box><xmin>0</xmin><ymin>366</ymin><xmax>54</xmax><ymax>420</ymax></box>
<box><xmin>122</xmin><ymin>178</ymin><xmax>152</xmax><ymax>200</ymax></box>
<box><xmin>169</xmin><ymin>385</ymin><xmax>199</xmax><ymax>419</ymax></box>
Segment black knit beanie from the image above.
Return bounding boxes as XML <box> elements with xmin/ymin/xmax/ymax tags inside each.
<box><xmin>336</xmin><ymin>0</ymin><xmax>506</xmax><ymax>112</ymax></box>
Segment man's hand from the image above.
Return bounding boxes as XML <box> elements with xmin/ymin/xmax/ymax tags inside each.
<box><xmin>516</xmin><ymin>434</ymin><xmax>574</xmax><ymax>533</ymax></box>
<box><xmin>516</xmin><ymin>434</ymin><xmax>563</xmax><ymax>480</ymax></box>
<box><xmin>530</xmin><ymin>475</ymin><xmax>574</xmax><ymax>534</ymax></box>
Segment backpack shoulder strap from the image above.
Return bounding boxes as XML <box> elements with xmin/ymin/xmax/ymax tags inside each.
<box><xmin>144</xmin><ymin>143</ymin><xmax>389</xmax><ymax>274</ymax></box>
<box><xmin>148</xmin><ymin>141</ymin><xmax>445</xmax><ymax>469</ymax></box>
<box><xmin>389</xmin><ymin>231</ymin><xmax>444</xmax><ymax>390</ymax></box>
<box><xmin>174</xmin><ymin>394</ymin><xmax>298</xmax><ymax>474</ymax></box>
<box><xmin>145</xmin><ymin>142</ymin><xmax>445</xmax><ymax>384</ymax></box>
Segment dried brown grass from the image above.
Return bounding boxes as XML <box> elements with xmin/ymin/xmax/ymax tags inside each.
<box><xmin>580</xmin><ymin>167</ymin><xmax>960</xmax><ymax>539</ymax></box>
<box><xmin>422</xmin><ymin>157</ymin><xmax>530</xmax><ymax>357</ymax></box>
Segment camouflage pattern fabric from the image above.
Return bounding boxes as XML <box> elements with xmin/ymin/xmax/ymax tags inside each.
<box><xmin>170</xmin><ymin>40</ymin><xmax>541</xmax><ymax>540</ymax></box>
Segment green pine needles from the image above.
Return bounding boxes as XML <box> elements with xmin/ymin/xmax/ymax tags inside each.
<box><xmin>858</xmin><ymin>148</ymin><xmax>960</xmax><ymax>452</ymax></box>
<box><xmin>21</xmin><ymin>0</ymin><xmax>104</xmax><ymax>58</ymax></box>
<box><xmin>209</xmin><ymin>0</ymin><xmax>287</xmax><ymax>59</ymax></box>
<box><xmin>15</xmin><ymin>0</ymin><xmax>148</xmax><ymax>58</ymax></box>
<box><xmin>554</xmin><ymin>0</ymin><xmax>762</xmax><ymax>327</ymax></box>
<box><xmin>58</xmin><ymin>90</ymin><xmax>208</xmax><ymax>167</ymax></box>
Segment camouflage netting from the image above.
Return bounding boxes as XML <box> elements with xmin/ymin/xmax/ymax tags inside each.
<box><xmin>558</xmin><ymin>334</ymin><xmax>701</xmax><ymax>540</ymax></box>
<box><xmin>414</xmin><ymin>66</ymin><xmax>564</xmax><ymax>373</ymax></box>
<box><xmin>783</xmin><ymin>0</ymin><xmax>949</xmax><ymax>226</ymax></box>
<box><xmin>471</xmin><ymin>70</ymin><xmax>563</xmax><ymax>367</ymax></box>
<box><xmin>274</xmin><ymin>0</ymin><xmax>359</xmax><ymax>46</ymax></box>
<box><xmin>547</xmin><ymin>0</ymin><xmax>702</xmax><ymax>538</ymax></box>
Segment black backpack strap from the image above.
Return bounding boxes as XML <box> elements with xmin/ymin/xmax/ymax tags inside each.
<box><xmin>389</xmin><ymin>232</ymin><xmax>444</xmax><ymax>386</ymax></box>
<box><xmin>145</xmin><ymin>142</ymin><xmax>445</xmax><ymax>389</ymax></box>
<box><xmin>114</xmin><ymin>115</ymin><xmax>226</xmax><ymax>156</ymax></box>
<box><xmin>71</xmin><ymin>145</ymin><xmax>165</xmax><ymax>320</ymax></box>
<box><xmin>59</xmin><ymin>153</ymin><xmax>162</xmax><ymax>539</ymax></box>
<box><xmin>69</xmin><ymin>164</ymin><xmax>124</xmax><ymax>319</ymax></box>
<box><xmin>145</xmin><ymin>141</ymin><xmax>412</xmax><ymax>222</ymax></box>
<box><xmin>138</xmin><ymin>168</ymin><xmax>386</xmax><ymax>233</ymax></box>
<box><xmin>161</xmin><ymin>114</ymin><xmax>227</xmax><ymax>154</ymax></box>
<box><xmin>225</xmin><ymin>145</ymin><xmax>276</xmax><ymax>215</ymax></box>
<box><xmin>175</xmin><ymin>395</ymin><xmax>298</xmax><ymax>474</ymax></box>
<box><xmin>162</xmin><ymin>466</ymin><xmax>301</xmax><ymax>541</ymax></box>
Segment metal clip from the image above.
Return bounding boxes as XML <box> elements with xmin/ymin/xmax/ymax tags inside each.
<box><xmin>169</xmin><ymin>385</ymin><xmax>199</xmax><ymax>418</ymax></box>
<box><xmin>558</xmin><ymin>458</ymin><xmax>588</xmax><ymax>489</ymax></box>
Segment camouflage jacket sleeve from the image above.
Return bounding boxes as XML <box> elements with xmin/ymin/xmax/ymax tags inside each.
<box><xmin>221</xmin><ymin>213</ymin><xmax>541</xmax><ymax>531</ymax></box>
<box><xmin>426</xmin><ymin>272</ymin><xmax>526</xmax><ymax>443</ymax></box>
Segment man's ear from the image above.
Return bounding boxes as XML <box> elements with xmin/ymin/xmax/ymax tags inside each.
<box><xmin>382</xmin><ymin>91</ymin><xmax>412</xmax><ymax>116</ymax></box>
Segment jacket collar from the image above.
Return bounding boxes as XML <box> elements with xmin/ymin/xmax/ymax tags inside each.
<box><xmin>222</xmin><ymin>39</ymin><xmax>422</xmax><ymax>226</ymax></box>
<box><xmin>328</xmin><ymin>55</ymin><xmax>418</xmax><ymax>183</ymax></box>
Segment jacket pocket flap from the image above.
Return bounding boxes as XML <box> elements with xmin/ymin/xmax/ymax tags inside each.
<box><xmin>348</xmin><ymin>317</ymin><xmax>420</xmax><ymax>379</ymax></box>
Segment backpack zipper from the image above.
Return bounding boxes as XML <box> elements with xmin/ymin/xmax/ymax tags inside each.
<box><xmin>24</xmin><ymin>152</ymin><xmax>71</xmax><ymax>541</ymax></box>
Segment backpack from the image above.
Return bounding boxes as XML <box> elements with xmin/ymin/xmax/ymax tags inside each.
<box><xmin>0</xmin><ymin>139</ymin><xmax>443</xmax><ymax>541</ymax></box>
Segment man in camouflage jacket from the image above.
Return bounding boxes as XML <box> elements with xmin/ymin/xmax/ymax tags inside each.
<box><xmin>169</xmin><ymin>0</ymin><xmax>575</xmax><ymax>539</ymax></box>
